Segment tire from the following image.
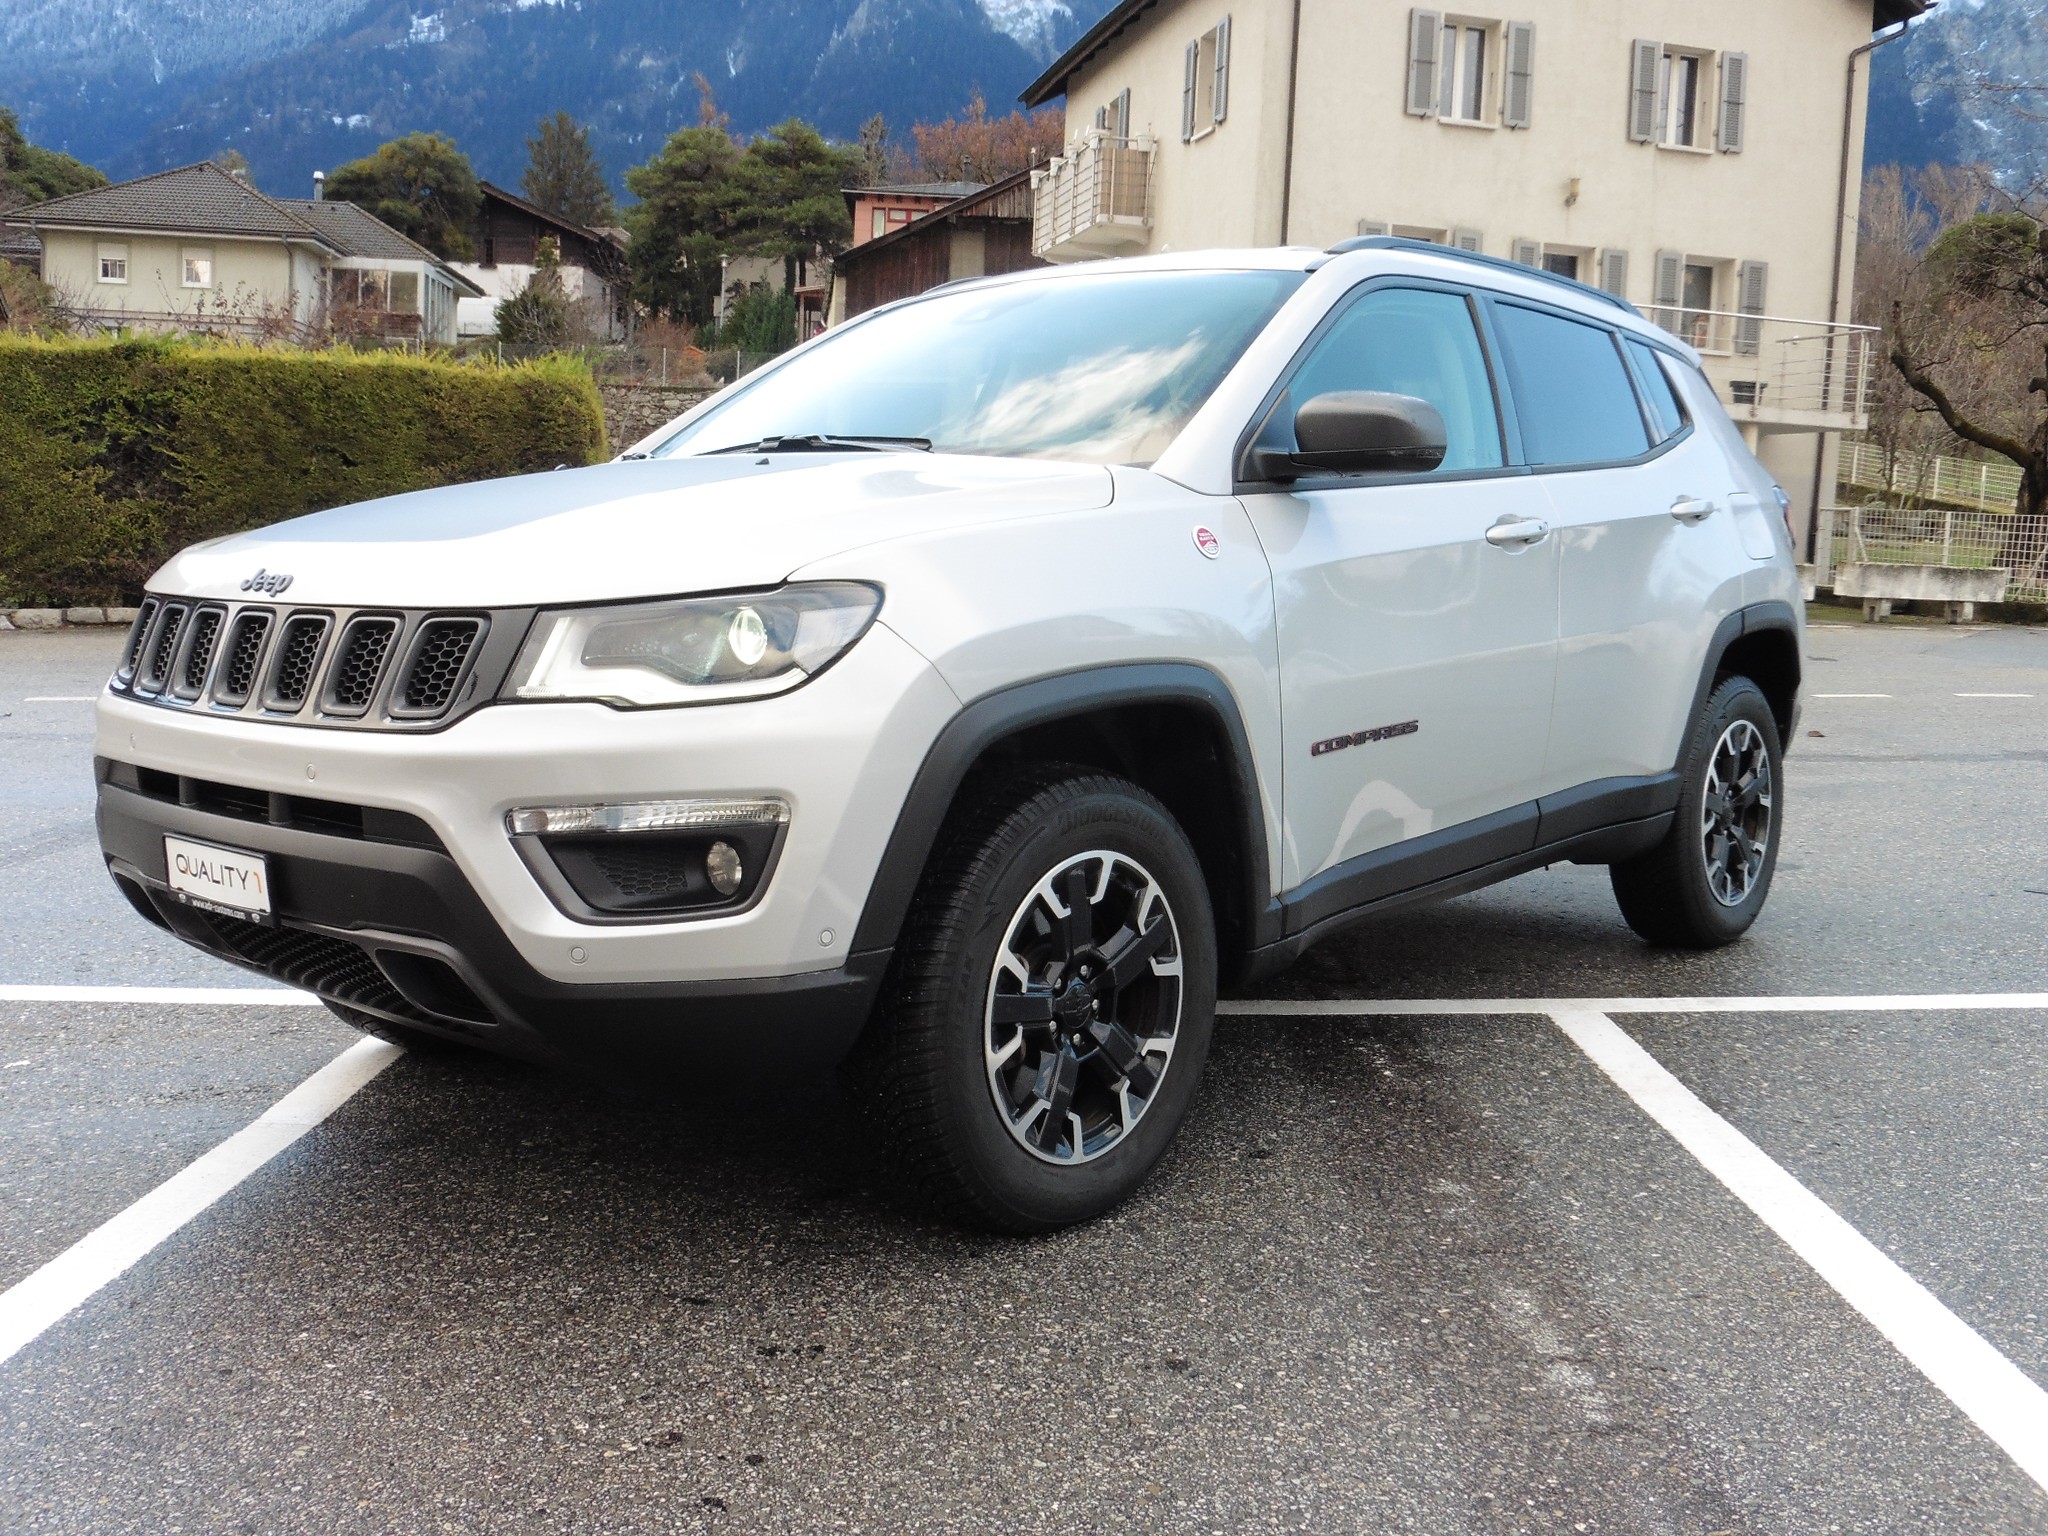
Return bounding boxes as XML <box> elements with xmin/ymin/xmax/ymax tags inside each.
<box><xmin>1610</xmin><ymin>675</ymin><xmax>1783</xmax><ymax>948</ymax></box>
<box><xmin>852</xmin><ymin>766</ymin><xmax>1219</xmax><ymax>1233</ymax></box>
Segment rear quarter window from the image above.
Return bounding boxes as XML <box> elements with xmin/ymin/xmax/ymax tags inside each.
<box><xmin>1490</xmin><ymin>303</ymin><xmax>1651</xmax><ymax>467</ymax></box>
<box><xmin>1624</xmin><ymin>337</ymin><xmax>1688</xmax><ymax>442</ymax></box>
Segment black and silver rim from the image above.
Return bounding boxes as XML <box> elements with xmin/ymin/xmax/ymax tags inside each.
<box><xmin>1701</xmin><ymin>719</ymin><xmax>1773</xmax><ymax>907</ymax></box>
<box><xmin>984</xmin><ymin>849</ymin><xmax>1184</xmax><ymax>1166</ymax></box>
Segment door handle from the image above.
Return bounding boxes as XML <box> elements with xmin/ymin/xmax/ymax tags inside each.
<box><xmin>1485</xmin><ymin>517</ymin><xmax>1550</xmax><ymax>547</ymax></box>
<box><xmin>1670</xmin><ymin>496</ymin><xmax>1718</xmax><ymax>524</ymax></box>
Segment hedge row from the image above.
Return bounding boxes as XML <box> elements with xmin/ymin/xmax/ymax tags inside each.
<box><xmin>0</xmin><ymin>337</ymin><xmax>608</xmax><ymax>605</ymax></box>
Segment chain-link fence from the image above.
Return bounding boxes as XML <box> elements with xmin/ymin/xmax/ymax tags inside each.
<box><xmin>1827</xmin><ymin>504</ymin><xmax>2048</xmax><ymax>602</ymax></box>
<box><xmin>480</xmin><ymin>341</ymin><xmax>778</xmax><ymax>387</ymax></box>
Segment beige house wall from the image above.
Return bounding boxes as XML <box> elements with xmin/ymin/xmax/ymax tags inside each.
<box><xmin>41</xmin><ymin>229</ymin><xmax>308</xmax><ymax>330</ymax></box>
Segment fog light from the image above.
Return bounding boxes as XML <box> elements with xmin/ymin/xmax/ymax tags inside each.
<box><xmin>706</xmin><ymin>840</ymin><xmax>743</xmax><ymax>896</ymax></box>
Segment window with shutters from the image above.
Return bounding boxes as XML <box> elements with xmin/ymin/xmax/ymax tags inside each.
<box><xmin>1539</xmin><ymin>245</ymin><xmax>1591</xmax><ymax>282</ymax></box>
<box><xmin>1183</xmin><ymin>17</ymin><xmax>1231</xmax><ymax>142</ymax></box>
<box><xmin>1406</xmin><ymin>11</ymin><xmax>1527</xmax><ymax>128</ymax></box>
<box><xmin>1639</xmin><ymin>43</ymin><xmax>1717</xmax><ymax>150</ymax></box>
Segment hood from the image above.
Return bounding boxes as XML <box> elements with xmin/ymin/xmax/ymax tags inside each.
<box><xmin>150</xmin><ymin>454</ymin><xmax>1115</xmax><ymax>607</ymax></box>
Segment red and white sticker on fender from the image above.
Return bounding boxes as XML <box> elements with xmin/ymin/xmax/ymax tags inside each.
<box><xmin>1192</xmin><ymin>526</ymin><xmax>1221</xmax><ymax>559</ymax></box>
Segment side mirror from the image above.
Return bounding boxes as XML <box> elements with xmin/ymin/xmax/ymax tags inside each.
<box><xmin>1246</xmin><ymin>390</ymin><xmax>1449</xmax><ymax>482</ymax></box>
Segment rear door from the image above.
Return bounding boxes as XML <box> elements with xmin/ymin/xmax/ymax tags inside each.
<box><xmin>1486</xmin><ymin>305</ymin><xmax>1746</xmax><ymax>791</ymax></box>
<box><xmin>1239</xmin><ymin>281</ymin><xmax>1559</xmax><ymax>895</ymax></box>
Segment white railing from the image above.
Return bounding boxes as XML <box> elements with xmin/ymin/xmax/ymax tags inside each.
<box><xmin>1653</xmin><ymin>308</ymin><xmax>1877</xmax><ymax>427</ymax></box>
<box><xmin>1839</xmin><ymin>439</ymin><xmax>2023</xmax><ymax>513</ymax></box>
<box><xmin>1827</xmin><ymin>503</ymin><xmax>2046</xmax><ymax>602</ymax></box>
<box><xmin>1030</xmin><ymin>133</ymin><xmax>1155</xmax><ymax>261</ymax></box>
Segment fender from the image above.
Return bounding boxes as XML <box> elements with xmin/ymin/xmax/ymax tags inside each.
<box><xmin>848</xmin><ymin>663</ymin><xmax>1279</xmax><ymax>960</ymax></box>
<box><xmin>1682</xmin><ymin>599</ymin><xmax>1802</xmax><ymax>759</ymax></box>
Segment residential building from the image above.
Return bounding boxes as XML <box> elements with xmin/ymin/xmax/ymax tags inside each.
<box><xmin>1020</xmin><ymin>0</ymin><xmax>1927</xmax><ymax>560</ymax></box>
<box><xmin>845</xmin><ymin>180</ymin><xmax>988</xmax><ymax>246</ymax></box>
<box><xmin>3</xmin><ymin>162</ymin><xmax>480</xmax><ymax>343</ymax></box>
<box><xmin>831</xmin><ymin>171</ymin><xmax>1044</xmax><ymax>323</ymax></box>
<box><xmin>451</xmin><ymin>181</ymin><xmax>630</xmax><ymax>342</ymax></box>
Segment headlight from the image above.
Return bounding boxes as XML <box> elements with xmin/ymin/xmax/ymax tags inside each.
<box><xmin>504</xmin><ymin>583</ymin><xmax>882</xmax><ymax>707</ymax></box>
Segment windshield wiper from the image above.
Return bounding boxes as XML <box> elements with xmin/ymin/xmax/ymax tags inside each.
<box><xmin>705</xmin><ymin>434</ymin><xmax>933</xmax><ymax>455</ymax></box>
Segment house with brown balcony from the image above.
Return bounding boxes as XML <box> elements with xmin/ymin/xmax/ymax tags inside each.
<box><xmin>1020</xmin><ymin>0</ymin><xmax>1926</xmax><ymax>564</ymax></box>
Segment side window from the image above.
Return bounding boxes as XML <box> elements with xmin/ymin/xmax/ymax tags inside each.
<box><xmin>1285</xmin><ymin>287</ymin><xmax>1504</xmax><ymax>473</ymax></box>
<box><xmin>1490</xmin><ymin>303</ymin><xmax>1650</xmax><ymax>466</ymax></box>
<box><xmin>1624</xmin><ymin>337</ymin><xmax>1687</xmax><ymax>442</ymax></box>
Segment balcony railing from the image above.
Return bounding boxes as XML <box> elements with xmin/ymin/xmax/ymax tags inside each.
<box><xmin>1651</xmin><ymin>307</ymin><xmax>1878</xmax><ymax>431</ymax></box>
<box><xmin>1030</xmin><ymin>133</ymin><xmax>1155</xmax><ymax>262</ymax></box>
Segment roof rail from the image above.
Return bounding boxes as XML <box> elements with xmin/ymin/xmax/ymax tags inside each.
<box><xmin>1325</xmin><ymin>235</ymin><xmax>1639</xmax><ymax>316</ymax></box>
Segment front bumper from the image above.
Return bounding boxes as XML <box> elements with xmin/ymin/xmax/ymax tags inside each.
<box><xmin>99</xmin><ymin>780</ymin><xmax>891</xmax><ymax>1076</ymax></box>
<box><xmin>93</xmin><ymin>621</ymin><xmax>959</xmax><ymax>986</ymax></box>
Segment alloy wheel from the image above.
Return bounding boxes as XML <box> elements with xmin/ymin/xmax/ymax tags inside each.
<box><xmin>1699</xmin><ymin>718</ymin><xmax>1773</xmax><ymax>907</ymax></box>
<box><xmin>983</xmin><ymin>849</ymin><xmax>1184</xmax><ymax>1165</ymax></box>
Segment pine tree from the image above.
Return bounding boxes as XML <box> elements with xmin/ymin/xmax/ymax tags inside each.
<box><xmin>496</xmin><ymin>234</ymin><xmax>574</xmax><ymax>348</ymax></box>
<box><xmin>522</xmin><ymin>112</ymin><xmax>615</xmax><ymax>228</ymax></box>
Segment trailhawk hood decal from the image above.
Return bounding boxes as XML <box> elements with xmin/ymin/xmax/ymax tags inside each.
<box><xmin>152</xmin><ymin>455</ymin><xmax>1115</xmax><ymax>608</ymax></box>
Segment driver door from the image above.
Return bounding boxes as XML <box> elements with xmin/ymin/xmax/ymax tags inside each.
<box><xmin>1238</xmin><ymin>283</ymin><xmax>1559</xmax><ymax>897</ymax></box>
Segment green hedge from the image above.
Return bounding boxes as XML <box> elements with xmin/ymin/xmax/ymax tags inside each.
<box><xmin>0</xmin><ymin>337</ymin><xmax>608</xmax><ymax>606</ymax></box>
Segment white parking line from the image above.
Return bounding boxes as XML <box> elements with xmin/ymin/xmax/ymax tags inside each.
<box><xmin>1554</xmin><ymin>1008</ymin><xmax>2048</xmax><ymax>1496</ymax></box>
<box><xmin>0</xmin><ymin>1036</ymin><xmax>400</xmax><ymax>1368</ymax></box>
<box><xmin>1220</xmin><ymin>993</ymin><xmax>2048</xmax><ymax>1016</ymax></box>
<box><xmin>1813</xmin><ymin>693</ymin><xmax>1891</xmax><ymax>699</ymax></box>
<box><xmin>1956</xmin><ymin>693</ymin><xmax>2035</xmax><ymax>699</ymax></box>
<box><xmin>0</xmin><ymin>984</ymin><xmax>318</xmax><ymax>1006</ymax></box>
<box><xmin>23</xmin><ymin>696</ymin><xmax>97</xmax><ymax>703</ymax></box>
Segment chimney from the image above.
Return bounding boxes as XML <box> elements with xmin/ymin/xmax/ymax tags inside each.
<box><xmin>312</xmin><ymin>170</ymin><xmax>326</xmax><ymax>201</ymax></box>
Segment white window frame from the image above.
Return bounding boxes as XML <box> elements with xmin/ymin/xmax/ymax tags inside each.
<box><xmin>1656</xmin><ymin>45</ymin><xmax>1715</xmax><ymax>151</ymax></box>
<box><xmin>1436</xmin><ymin>17</ymin><xmax>1499</xmax><ymax>127</ymax></box>
<box><xmin>97</xmin><ymin>243</ymin><xmax>129</xmax><ymax>285</ymax></box>
<box><xmin>1186</xmin><ymin>18</ymin><xmax>1230</xmax><ymax>142</ymax></box>
<box><xmin>180</xmin><ymin>247</ymin><xmax>214</xmax><ymax>290</ymax></box>
<box><xmin>1538</xmin><ymin>244</ymin><xmax>1593</xmax><ymax>283</ymax></box>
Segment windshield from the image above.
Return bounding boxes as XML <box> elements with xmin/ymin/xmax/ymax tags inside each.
<box><xmin>650</xmin><ymin>268</ymin><xmax>1305</xmax><ymax>465</ymax></box>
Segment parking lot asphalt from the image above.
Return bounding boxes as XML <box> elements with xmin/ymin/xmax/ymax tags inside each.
<box><xmin>2</xmin><ymin>620</ymin><xmax>2046</xmax><ymax>1534</ymax></box>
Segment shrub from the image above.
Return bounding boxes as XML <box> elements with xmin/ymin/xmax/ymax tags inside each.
<box><xmin>0</xmin><ymin>336</ymin><xmax>606</xmax><ymax>605</ymax></box>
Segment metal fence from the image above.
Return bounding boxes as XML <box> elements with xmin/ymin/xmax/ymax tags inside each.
<box><xmin>1827</xmin><ymin>503</ymin><xmax>2047</xmax><ymax>602</ymax></box>
<box><xmin>483</xmin><ymin>341</ymin><xmax>778</xmax><ymax>386</ymax></box>
<box><xmin>1839</xmin><ymin>439</ymin><xmax>2023</xmax><ymax>513</ymax></box>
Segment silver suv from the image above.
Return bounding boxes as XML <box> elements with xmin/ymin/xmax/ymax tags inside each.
<box><xmin>97</xmin><ymin>239</ymin><xmax>1802</xmax><ymax>1230</ymax></box>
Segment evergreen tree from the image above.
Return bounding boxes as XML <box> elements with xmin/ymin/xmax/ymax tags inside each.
<box><xmin>325</xmin><ymin>132</ymin><xmax>482</xmax><ymax>260</ymax></box>
<box><xmin>521</xmin><ymin>112</ymin><xmax>615</xmax><ymax>227</ymax></box>
<box><xmin>624</xmin><ymin>123</ymin><xmax>742</xmax><ymax>327</ymax></box>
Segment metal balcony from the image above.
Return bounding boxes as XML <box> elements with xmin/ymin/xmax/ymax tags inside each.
<box><xmin>1652</xmin><ymin>308</ymin><xmax>1878</xmax><ymax>434</ymax></box>
<box><xmin>1030</xmin><ymin>133</ymin><xmax>1155</xmax><ymax>263</ymax></box>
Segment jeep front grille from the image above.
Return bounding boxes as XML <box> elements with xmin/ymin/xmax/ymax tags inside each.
<box><xmin>265</xmin><ymin>614</ymin><xmax>329</xmax><ymax>709</ymax></box>
<box><xmin>323</xmin><ymin>616</ymin><xmax>400</xmax><ymax>714</ymax></box>
<box><xmin>393</xmin><ymin>619</ymin><xmax>482</xmax><ymax>716</ymax></box>
<box><xmin>109</xmin><ymin>597</ymin><xmax>517</xmax><ymax>732</ymax></box>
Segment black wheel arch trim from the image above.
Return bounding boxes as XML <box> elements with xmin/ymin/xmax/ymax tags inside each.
<box><xmin>1688</xmin><ymin>599</ymin><xmax>1801</xmax><ymax>755</ymax></box>
<box><xmin>848</xmin><ymin>662</ymin><xmax>1281</xmax><ymax>961</ymax></box>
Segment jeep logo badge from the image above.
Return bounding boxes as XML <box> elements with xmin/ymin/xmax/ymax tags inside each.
<box><xmin>240</xmin><ymin>569</ymin><xmax>294</xmax><ymax>596</ymax></box>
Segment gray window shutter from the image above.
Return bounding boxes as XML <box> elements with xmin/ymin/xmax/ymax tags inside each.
<box><xmin>1736</xmin><ymin>259</ymin><xmax>1768</xmax><ymax>354</ymax></box>
<box><xmin>1407</xmin><ymin>10</ymin><xmax>1442</xmax><ymax>118</ymax></box>
<box><xmin>1183</xmin><ymin>41</ymin><xmax>1198</xmax><ymax>141</ymax></box>
<box><xmin>1094</xmin><ymin>105</ymin><xmax>1108</xmax><ymax>130</ymax></box>
<box><xmin>1653</xmin><ymin>248</ymin><xmax>1684</xmax><ymax>327</ymax></box>
<box><xmin>1511</xmin><ymin>237</ymin><xmax>1541</xmax><ymax>267</ymax></box>
<box><xmin>1503</xmin><ymin>22</ymin><xmax>1535</xmax><ymax>129</ymax></box>
<box><xmin>1719</xmin><ymin>51</ymin><xmax>1749</xmax><ymax>153</ymax></box>
<box><xmin>1115</xmin><ymin>87</ymin><xmax>1131</xmax><ymax>137</ymax></box>
<box><xmin>1214</xmin><ymin>16</ymin><xmax>1231</xmax><ymax>123</ymax></box>
<box><xmin>1598</xmin><ymin>248</ymin><xmax>1629</xmax><ymax>298</ymax></box>
<box><xmin>1357</xmin><ymin>219</ymin><xmax>1392</xmax><ymax>238</ymax></box>
<box><xmin>1629</xmin><ymin>39</ymin><xmax>1661</xmax><ymax>143</ymax></box>
<box><xmin>1453</xmin><ymin>227</ymin><xmax>1484</xmax><ymax>253</ymax></box>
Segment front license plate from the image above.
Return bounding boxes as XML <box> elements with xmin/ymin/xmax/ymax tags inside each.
<box><xmin>163</xmin><ymin>835</ymin><xmax>273</xmax><ymax>921</ymax></box>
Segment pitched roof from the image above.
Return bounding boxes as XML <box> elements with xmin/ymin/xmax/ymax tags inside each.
<box><xmin>476</xmin><ymin>181</ymin><xmax>624</xmax><ymax>251</ymax></box>
<box><xmin>276</xmin><ymin>197</ymin><xmax>486</xmax><ymax>296</ymax></box>
<box><xmin>10</xmin><ymin>162</ymin><xmax>339</xmax><ymax>245</ymax></box>
<box><xmin>851</xmin><ymin>181</ymin><xmax>988</xmax><ymax>199</ymax></box>
<box><xmin>835</xmin><ymin>169</ymin><xmax>1036</xmax><ymax>268</ymax></box>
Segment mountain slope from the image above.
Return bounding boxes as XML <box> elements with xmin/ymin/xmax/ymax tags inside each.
<box><xmin>1866</xmin><ymin>0</ymin><xmax>2048</xmax><ymax>183</ymax></box>
<box><xmin>1</xmin><ymin>0</ymin><xmax>1103</xmax><ymax>200</ymax></box>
